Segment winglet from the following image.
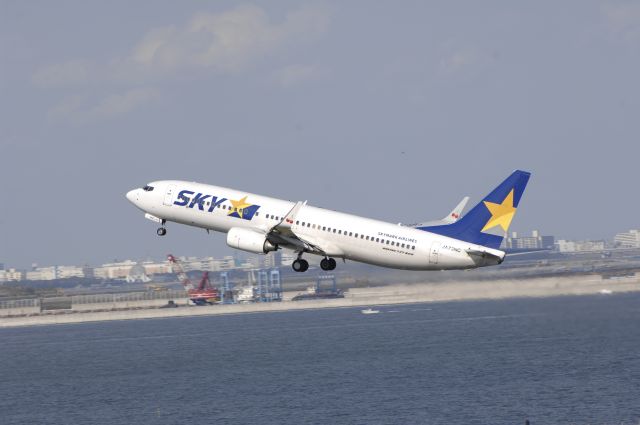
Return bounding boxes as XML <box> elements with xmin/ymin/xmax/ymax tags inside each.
<box><xmin>411</xmin><ymin>196</ymin><xmax>469</xmax><ymax>228</ymax></box>
<box><xmin>440</xmin><ymin>196</ymin><xmax>469</xmax><ymax>224</ymax></box>
<box><xmin>275</xmin><ymin>201</ymin><xmax>307</xmax><ymax>231</ymax></box>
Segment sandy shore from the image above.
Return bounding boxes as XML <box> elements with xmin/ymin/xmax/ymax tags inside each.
<box><xmin>1</xmin><ymin>274</ymin><xmax>638</xmax><ymax>328</ymax></box>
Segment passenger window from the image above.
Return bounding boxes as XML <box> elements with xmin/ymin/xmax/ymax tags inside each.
<box><xmin>375</xmin><ymin>238</ymin><xmax>379</xmax><ymax>242</ymax></box>
<box><xmin>322</xmin><ymin>226</ymin><xmax>326</xmax><ymax>231</ymax></box>
<box><xmin>412</xmin><ymin>246</ymin><xmax>416</xmax><ymax>250</ymax></box>
<box><xmin>307</xmin><ymin>223</ymin><xmax>311</xmax><ymax>227</ymax></box>
<box><xmin>296</xmin><ymin>221</ymin><xmax>300</xmax><ymax>225</ymax></box>
<box><xmin>366</xmin><ymin>236</ymin><xmax>370</xmax><ymax>240</ymax></box>
<box><xmin>401</xmin><ymin>243</ymin><xmax>405</xmax><ymax>248</ymax></box>
<box><xmin>386</xmin><ymin>240</ymin><xmax>390</xmax><ymax>245</ymax></box>
<box><xmin>354</xmin><ymin>233</ymin><xmax>358</xmax><ymax>238</ymax></box>
<box><xmin>302</xmin><ymin>222</ymin><xmax>305</xmax><ymax>226</ymax></box>
<box><xmin>333</xmin><ymin>229</ymin><xmax>336</xmax><ymax>233</ymax></box>
<box><xmin>338</xmin><ymin>230</ymin><xmax>342</xmax><ymax>234</ymax></box>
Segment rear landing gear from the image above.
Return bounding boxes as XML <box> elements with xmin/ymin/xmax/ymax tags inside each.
<box><xmin>292</xmin><ymin>252</ymin><xmax>309</xmax><ymax>272</ymax></box>
<box><xmin>320</xmin><ymin>257</ymin><xmax>337</xmax><ymax>271</ymax></box>
<box><xmin>157</xmin><ymin>220</ymin><xmax>167</xmax><ymax>236</ymax></box>
<box><xmin>292</xmin><ymin>259</ymin><xmax>309</xmax><ymax>272</ymax></box>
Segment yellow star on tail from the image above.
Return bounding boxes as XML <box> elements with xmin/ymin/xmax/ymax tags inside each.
<box><xmin>228</xmin><ymin>196</ymin><xmax>252</xmax><ymax>218</ymax></box>
<box><xmin>481</xmin><ymin>189</ymin><xmax>516</xmax><ymax>232</ymax></box>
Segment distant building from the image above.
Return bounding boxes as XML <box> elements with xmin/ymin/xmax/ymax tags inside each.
<box><xmin>555</xmin><ymin>239</ymin><xmax>606</xmax><ymax>253</ymax></box>
<box><xmin>140</xmin><ymin>261</ymin><xmax>172</xmax><ymax>275</ymax></box>
<box><xmin>176</xmin><ymin>256</ymin><xmax>237</xmax><ymax>272</ymax></box>
<box><xmin>93</xmin><ymin>260</ymin><xmax>137</xmax><ymax>280</ymax></box>
<box><xmin>5</xmin><ymin>268</ymin><xmax>25</xmax><ymax>282</ymax></box>
<box><xmin>262</xmin><ymin>251</ymin><xmax>282</xmax><ymax>269</ymax></box>
<box><xmin>26</xmin><ymin>266</ymin><xmax>58</xmax><ymax>281</ymax></box>
<box><xmin>614</xmin><ymin>229</ymin><xmax>640</xmax><ymax>248</ymax></box>
<box><xmin>502</xmin><ymin>230</ymin><xmax>555</xmax><ymax>250</ymax></box>
<box><xmin>82</xmin><ymin>265</ymin><xmax>95</xmax><ymax>279</ymax></box>
<box><xmin>0</xmin><ymin>270</ymin><xmax>6</xmax><ymax>283</ymax></box>
<box><xmin>126</xmin><ymin>263</ymin><xmax>151</xmax><ymax>283</ymax></box>
<box><xmin>56</xmin><ymin>265</ymin><xmax>86</xmax><ymax>279</ymax></box>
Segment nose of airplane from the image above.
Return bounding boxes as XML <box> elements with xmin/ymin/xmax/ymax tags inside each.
<box><xmin>126</xmin><ymin>189</ymin><xmax>139</xmax><ymax>204</ymax></box>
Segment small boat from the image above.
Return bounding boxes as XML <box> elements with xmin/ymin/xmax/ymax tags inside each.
<box><xmin>361</xmin><ymin>308</ymin><xmax>380</xmax><ymax>314</ymax></box>
<box><xmin>598</xmin><ymin>289</ymin><xmax>613</xmax><ymax>295</ymax></box>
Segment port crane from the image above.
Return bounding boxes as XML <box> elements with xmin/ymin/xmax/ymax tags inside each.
<box><xmin>167</xmin><ymin>254</ymin><xmax>219</xmax><ymax>305</ymax></box>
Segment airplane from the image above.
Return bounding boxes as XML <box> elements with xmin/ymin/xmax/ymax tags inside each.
<box><xmin>126</xmin><ymin>170</ymin><xmax>530</xmax><ymax>273</ymax></box>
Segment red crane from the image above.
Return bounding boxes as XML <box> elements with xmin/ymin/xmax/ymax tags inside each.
<box><xmin>167</xmin><ymin>254</ymin><xmax>219</xmax><ymax>305</ymax></box>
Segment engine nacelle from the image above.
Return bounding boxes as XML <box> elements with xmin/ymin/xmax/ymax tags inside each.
<box><xmin>226</xmin><ymin>227</ymin><xmax>278</xmax><ymax>254</ymax></box>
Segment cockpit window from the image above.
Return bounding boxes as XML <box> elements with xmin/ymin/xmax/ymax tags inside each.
<box><xmin>143</xmin><ymin>185</ymin><xmax>154</xmax><ymax>192</ymax></box>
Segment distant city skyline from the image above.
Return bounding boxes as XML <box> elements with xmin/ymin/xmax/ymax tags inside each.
<box><xmin>2</xmin><ymin>226</ymin><xmax>638</xmax><ymax>275</ymax></box>
<box><xmin>2</xmin><ymin>1</ymin><xmax>640</xmax><ymax>268</ymax></box>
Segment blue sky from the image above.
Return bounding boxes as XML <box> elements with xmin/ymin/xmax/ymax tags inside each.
<box><xmin>1</xmin><ymin>1</ymin><xmax>639</xmax><ymax>268</ymax></box>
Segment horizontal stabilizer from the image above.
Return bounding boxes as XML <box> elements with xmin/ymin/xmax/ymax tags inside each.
<box><xmin>466</xmin><ymin>249</ymin><xmax>505</xmax><ymax>266</ymax></box>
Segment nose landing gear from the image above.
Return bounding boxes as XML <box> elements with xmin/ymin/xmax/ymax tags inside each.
<box><xmin>157</xmin><ymin>219</ymin><xmax>167</xmax><ymax>236</ymax></box>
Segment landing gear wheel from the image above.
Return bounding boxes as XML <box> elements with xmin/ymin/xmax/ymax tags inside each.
<box><xmin>157</xmin><ymin>227</ymin><xmax>167</xmax><ymax>236</ymax></box>
<box><xmin>321</xmin><ymin>258</ymin><xmax>336</xmax><ymax>271</ymax></box>
<box><xmin>292</xmin><ymin>259</ymin><xmax>309</xmax><ymax>272</ymax></box>
<box><xmin>327</xmin><ymin>258</ymin><xmax>337</xmax><ymax>270</ymax></box>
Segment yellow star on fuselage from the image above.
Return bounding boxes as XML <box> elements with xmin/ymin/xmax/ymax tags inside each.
<box><xmin>229</xmin><ymin>196</ymin><xmax>252</xmax><ymax>218</ymax></box>
<box><xmin>481</xmin><ymin>189</ymin><xmax>517</xmax><ymax>233</ymax></box>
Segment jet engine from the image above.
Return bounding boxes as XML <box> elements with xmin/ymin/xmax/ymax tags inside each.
<box><xmin>226</xmin><ymin>227</ymin><xmax>278</xmax><ymax>254</ymax></box>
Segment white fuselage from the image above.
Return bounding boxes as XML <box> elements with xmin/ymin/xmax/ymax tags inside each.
<box><xmin>126</xmin><ymin>180</ymin><xmax>504</xmax><ymax>271</ymax></box>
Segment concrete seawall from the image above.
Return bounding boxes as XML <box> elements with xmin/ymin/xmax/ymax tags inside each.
<box><xmin>2</xmin><ymin>274</ymin><xmax>639</xmax><ymax>328</ymax></box>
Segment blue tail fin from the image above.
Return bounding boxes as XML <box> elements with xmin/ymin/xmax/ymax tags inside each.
<box><xmin>418</xmin><ymin>170</ymin><xmax>531</xmax><ymax>249</ymax></box>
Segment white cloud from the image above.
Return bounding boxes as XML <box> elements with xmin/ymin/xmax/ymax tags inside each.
<box><xmin>90</xmin><ymin>87</ymin><xmax>160</xmax><ymax>119</ymax></box>
<box><xmin>35</xmin><ymin>4</ymin><xmax>329</xmax><ymax>125</ymax></box>
<box><xmin>47</xmin><ymin>88</ymin><xmax>159</xmax><ymax>124</ymax></box>
<box><xmin>32</xmin><ymin>60</ymin><xmax>94</xmax><ymax>87</ymax></box>
<box><xmin>129</xmin><ymin>4</ymin><xmax>329</xmax><ymax>74</ymax></box>
<box><xmin>603</xmin><ymin>2</ymin><xmax>640</xmax><ymax>40</ymax></box>
<box><xmin>274</xmin><ymin>64</ymin><xmax>328</xmax><ymax>87</ymax></box>
<box><xmin>35</xmin><ymin>4</ymin><xmax>331</xmax><ymax>86</ymax></box>
<box><xmin>439</xmin><ymin>49</ymin><xmax>483</xmax><ymax>74</ymax></box>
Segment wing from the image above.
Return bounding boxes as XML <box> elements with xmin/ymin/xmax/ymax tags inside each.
<box><xmin>265</xmin><ymin>201</ymin><xmax>344</xmax><ymax>257</ymax></box>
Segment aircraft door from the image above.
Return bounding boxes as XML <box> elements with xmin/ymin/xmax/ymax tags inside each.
<box><xmin>163</xmin><ymin>184</ymin><xmax>176</xmax><ymax>206</ymax></box>
<box><xmin>429</xmin><ymin>242</ymin><xmax>440</xmax><ymax>264</ymax></box>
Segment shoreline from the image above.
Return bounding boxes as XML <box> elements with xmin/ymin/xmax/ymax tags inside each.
<box><xmin>1</xmin><ymin>274</ymin><xmax>639</xmax><ymax>328</ymax></box>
